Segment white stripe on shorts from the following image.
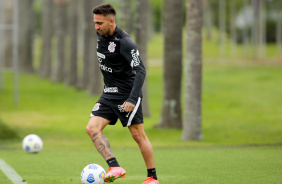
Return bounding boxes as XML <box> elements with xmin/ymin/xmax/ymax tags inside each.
<box><xmin>127</xmin><ymin>97</ymin><xmax>141</xmax><ymax>127</ymax></box>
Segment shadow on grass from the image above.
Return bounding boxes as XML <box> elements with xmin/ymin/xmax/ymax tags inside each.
<box><xmin>0</xmin><ymin>118</ymin><xmax>20</xmax><ymax>140</ymax></box>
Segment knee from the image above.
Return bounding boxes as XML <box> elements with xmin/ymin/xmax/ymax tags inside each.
<box><xmin>85</xmin><ymin>123</ymin><xmax>92</xmax><ymax>135</ymax></box>
<box><xmin>131</xmin><ymin>132</ymin><xmax>146</xmax><ymax>144</ymax></box>
<box><xmin>86</xmin><ymin>123</ymin><xmax>97</xmax><ymax>136</ymax></box>
<box><xmin>131</xmin><ymin>133</ymin><xmax>140</xmax><ymax>143</ymax></box>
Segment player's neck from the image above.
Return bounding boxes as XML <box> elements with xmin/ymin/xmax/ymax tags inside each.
<box><xmin>105</xmin><ymin>24</ymin><xmax>116</xmax><ymax>37</ymax></box>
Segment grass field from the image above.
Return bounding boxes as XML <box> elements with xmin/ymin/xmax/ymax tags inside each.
<box><xmin>0</xmin><ymin>147</ymin><xmax>281</xmax><ymax>184</ymax></box>
<box><xmin>1</xmin><ymin>28</ymin><xmax>282</xmax><ymax>183</ymax></box>
<box><xmin>1</xmin><ymin>61</ymin><xmax>282</xmax><ymax>183</ymax></box>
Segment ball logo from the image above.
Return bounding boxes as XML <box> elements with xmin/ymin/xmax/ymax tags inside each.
<box><xmin>81</xmin><ymin>164</ymin><xmax>106</xmax><ymax>184</ymax></box>
<box><xmin>89</xmin><ymin>165</ymin><xmax>98</xmax><ymax>170</ymax></box>
<box><xmin>81</xmin><ymin>170</ymin><xmax>84</xmax><ymax>180</ymax></box>
<box><xmin>34</xmin><ymin>143</ymin><xmax>40</xmax><ymax>149</ymax></box>
<box><xmin>28</xmin><ymin>137</ymin><xmax>33</xmax><ymax>142</ymax></box>
<box><xmin>99</xmin><ymin>171</ymin><xmax>105</xmax><ymax>183</ymax></box>
<box><xmin>25</xmin><ymin>145</ymin><xmax>30</xmax><ymax>151</ymax></box>
<box><xmin>108</xmin><ymin>42</ymin><xmax>116</xmax><ymax>53</ymax></box>
<box><xmin>87</xmin><ymin>174</ymin><xmax>95</xmax><ymax>183</ymax></box>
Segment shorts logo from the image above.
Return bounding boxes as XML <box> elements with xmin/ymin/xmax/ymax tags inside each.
<box><xmin>108</xmin><ymin>42</ymin><xmax>116</xmax><ymax>53</ymax></box>
<box><xmin>118</xmin><ymin>105</ymin><xmax>131</xmax><ymax>117</ymax></box>
<box><xmin>118</xmin><ymin>105</ymin><xmax>124</xmax><ymax>112</ymax></box>
<box><xmin>93</xmin><ymin>103</ymin><xmax>101</xmax><ymax>111</ymax></box>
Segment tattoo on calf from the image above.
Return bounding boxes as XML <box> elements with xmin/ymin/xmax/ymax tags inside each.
<box><xmin>91</xmin><ymin>132</ymin><xmax>114</xmax><ymax>159</ymax></box>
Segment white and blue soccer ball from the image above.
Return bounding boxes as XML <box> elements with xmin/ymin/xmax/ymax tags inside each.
<box><xmin>22</xmin><ymin>134</ymin><xmax>43</xmax><ymax>153</ymax></box>
<box><xmin>81</xmin><ymin>164</ymin><xmax>106</xmax><ymax>184</ymax></box>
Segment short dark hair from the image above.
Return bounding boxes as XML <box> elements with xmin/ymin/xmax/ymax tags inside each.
<box><xmin>93</xmin><ymin>3</ymin><xmax>116</xmax><ymax>17</ymax></box>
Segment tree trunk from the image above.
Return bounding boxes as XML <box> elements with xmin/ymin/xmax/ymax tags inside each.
<box><xmin>88</xmin><ymin>0</ymin><xmax>102</xmax><ymax>95</ymax></box>
<box><xmin>252</xmin><ymin>0</ymin><xmax>259</xmax><ymax>59</ymax></box>
<box><xmin>230</xmin><ymin>0</ymin><xmax>237</xmax><ymax>57</ymax></box>
<box><xmin>66</xmin><ymin>0</ymin><xmax>78</xmax><ymax>86</ymax></box>
<box><xmin>3</xmin><ymin>0</ymin><xmax>13</xmax><ymax>67</ymax></box>
<box><xmin>182</xmin><ymin>0</ymin><xmax>203</xmax><ymax>140</ymax></box>
<box><xmin>156</xmin><ymin>0</ymin><xmax>183</xmax><ymax>129</ymax></box>
<box><xmin>203</xmin><ymin>0</ymin><xmax>212</xmax><ymax>40</ymax></box>
<box><xmin>219</xmin><ymin>0</ymin><xmax>226</xmax><ymax>57</ymax></box>
<box><xmin>242</xmin><ymin>0</ymin><xmax>249</xmax><ymax>57</ymax></box>
<box><xmin>79</xmin><ymin>0</ymin><xmax>91</xmax><ymax>89</ymax></box>
<box><xmin>40</xmin><ymin>0</ymin><xmax>53</xmax><ymax>78</ymax></box>
<box><xmin>277</xmin><ymin>0</ymin><xmax>282</xmax><ymax>59</ymax></box>
<box><xmin>18</xmin><ymin>0</ymin><xmax>34</xmax><ymax>73</ymax></box>
<box><xmin>258</xmin><ymin>0</ymin><xmax>266</xmax><ymax>58</ymax></box>
<box><xmin>118</xmin><ymin>0</ymin><xmax>132</xmax><ymax>34</ymax></box>
<box><xmin>53</xmin><ymin>0</ymin><xmax>67</xmax><ymax>82</ymax></box>
<box><xmin>136</xmin><ymin>0</ymin><xmax>150</xmax><ymax>117</ymax></box>
<box><xmin>0</xmin><ymin>0</ymin><xmax>5</xmax><ymax>91</ymax></box>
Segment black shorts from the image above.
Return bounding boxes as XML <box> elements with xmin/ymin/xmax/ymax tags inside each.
<box><xmin>90</xmin><ymin>97</ymin><xmax>143</xmax><ymax>127</ymax></box>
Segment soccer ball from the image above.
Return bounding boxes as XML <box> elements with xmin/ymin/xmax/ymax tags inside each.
<box><xmin>81</xmin><ymin>164</ymin><xmax>106</xmax><ymax>184</ymax></box>
<box><xmin>22</xmin><ymin>134</ymin><xmax>43</xmax><ymax>153</ymax></box>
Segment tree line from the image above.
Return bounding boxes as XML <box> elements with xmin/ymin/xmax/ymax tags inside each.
<box><xmin>1</xmin><ymin>0</ymin><xmax>281</xmax><ymax>140</ymax></box>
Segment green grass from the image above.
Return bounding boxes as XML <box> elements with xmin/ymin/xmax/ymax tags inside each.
<box><xmin>1</xmin><ymin>64</ymin><xmax>282</xmax><ymax>149</ymax></box>
<box><xmin>202</xmin><ymin>65</ymin><xmax>282</xmax><ymax>145</ymax></box>
<box><xmin>1</xmin><ymin>34</ymin><xmax>282</xmax><ymax>183</ymax></box>
<box><xmin>146</xmin><ymin>31</ymin><xmax>281</xmax><ymax>61</ymax></box>
<box><xmin>1</xmin><ymin>63</ymin><xmax>282</xmax><ymax>183</ymax></box>
<box><xmin>0</xmin><ymin>147</ymin><xmax>281</xmax><ymax>184</ymax></box>
<box><xmin>0</xmin><ymin>118</ymin><xmax>20</xmax><ymax>140</ymax></box>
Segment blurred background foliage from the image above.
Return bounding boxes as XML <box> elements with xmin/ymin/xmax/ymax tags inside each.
<box><xmin>0</xmin><ymin>0</ymin><xmax>281</xmax><ymax>142</ymax></box>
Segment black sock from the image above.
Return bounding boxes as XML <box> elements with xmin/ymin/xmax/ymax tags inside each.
<box><xmin>106</xmin><ymin>157</ymin><xmax>120</xmax><ymax>168</ymax></box>
<box><xmin>147</xmin><ymin>168</ymin><xmax>157</xmax><ymax>180</ymax></box>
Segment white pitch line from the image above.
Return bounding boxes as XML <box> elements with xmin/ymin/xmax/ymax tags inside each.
<box><xmin>0</xmin><ymin>159</ymin><xmax>27</xmax><ymax>184</ymax></box>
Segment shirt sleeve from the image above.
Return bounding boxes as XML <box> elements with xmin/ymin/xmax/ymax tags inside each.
<box><xmin>120</xmin><ymin>37</ymin><xmax>146</xmax><ymax>105</ymax></box>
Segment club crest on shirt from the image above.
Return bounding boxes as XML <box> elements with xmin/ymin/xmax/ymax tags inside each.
<box><xmin>92</xmin><ymin>103</ymin><xmax>101</xmax><ymax>111</ymax></box>
<box><xmin>108</xmin><ymin>42</ymin><xmax>116</xmax><ymax>53</ymax></box>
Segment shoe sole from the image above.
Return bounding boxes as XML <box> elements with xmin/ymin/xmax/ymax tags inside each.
<box><xmin>104</xmin><ymin>171</ymin><xmax>126</xmax><ymax>183</ymax></box>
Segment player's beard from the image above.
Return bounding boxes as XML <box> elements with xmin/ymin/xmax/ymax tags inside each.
<box><xmin>98</xmin><ymin>27</ymin><xmax>110</xmax><ymax>37</ymax></box>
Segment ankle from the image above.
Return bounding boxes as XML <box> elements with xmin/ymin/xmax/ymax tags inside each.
<box><xmin>106</xmin><ymin>157</ymin><xmax>120</xmax><ymax>168</ymax></box>
<box><xmin>147</xmin><ymin>168</ymin><xmax>157</xmax><ymax>180</ymax></box>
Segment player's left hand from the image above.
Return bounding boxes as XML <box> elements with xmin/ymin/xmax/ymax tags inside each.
<box><xmin>121</xmin><ymin>101</ymin><xmax>135</xmax><ymax>112</ymax></box>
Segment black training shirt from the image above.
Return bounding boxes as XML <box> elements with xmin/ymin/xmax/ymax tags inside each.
<box><xmin>96</xmin><ymin>27</ymin><xmax>146</xmax><ymax>105</ymax></box>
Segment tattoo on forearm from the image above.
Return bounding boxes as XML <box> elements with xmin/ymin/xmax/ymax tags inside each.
<box><xmin>91</xmin><ymin>132</ymin><xmax>114</xmax><ymax>160</ymax></box>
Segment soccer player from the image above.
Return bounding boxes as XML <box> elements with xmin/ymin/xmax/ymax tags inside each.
<box><xmin>86</xmin><ymin>3</ymin><xmax>159</xmax><ymax>184</ymax></box>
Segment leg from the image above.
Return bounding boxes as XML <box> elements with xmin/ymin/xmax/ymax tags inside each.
<box><xmin>86</xmin><ymin>116</ymin><xmax>126</xmax><ymax>182</ymax></box>
<box><xmin>128</xmin><ymin>123</ymin><xmax>155</xmax><ymax>169</ymax></box>
<box><xmin>86</xmin><ymin>116</ymin><xmax>114</xmax><ymax>160</ymax></box>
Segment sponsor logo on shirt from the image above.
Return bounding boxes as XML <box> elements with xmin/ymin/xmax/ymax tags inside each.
<box><xmin>131</xmin><ymin>49</ymin><xmax>140</xmax><ymax>67</ymax></box>
<box><xmin>108</xmin><ymin>42</ymin><xmax>116</xmax><ymax>53</ymax></box>
<box><xmin>104</xmin><ymin>86</ymin><xmax>118</xmax><ymax>93</ymax></box>
<box><xmin>97</xmin><ymin>39</ymin><xmax>100</xmax><ymax>49</ymax></box>
<box><xmin>99</xmin><ymin>63</ymin><xmax>112</xmax><ymax>73</ymax></box>
<box><xmin>97</xmin><ymin>52</ymin><xmax>105</xmax><ymax>63</ymax></box>
<box><xmin>97</xmin><ymin>52</ymin><xmax>105</xmax><ymax>59</ymax></box>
